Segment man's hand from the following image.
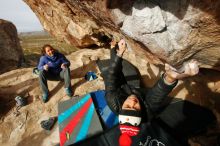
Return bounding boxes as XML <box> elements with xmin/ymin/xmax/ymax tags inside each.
<box><xmin>110</xmin><ymin>39</ymin><xmax>117</xmax><ymax>49</ymax></box>
<box><xmin>117</xmin><ymin>39</ymin><xmax>127</xmax><ymax>57</ymax></box>
<box><xmin>43</xmin><ymin>64</ymin><xmax>49</xmax><ymax>71</ymax></box>
<box><xmin>164</xmin><ymin>60</ymin><xmax>199</xmax><ymax>83</ymax></box>
<box><xmin>61</xmin><ymin>63</ymin><xmax>67</xmax><ymax>69</ymax></box>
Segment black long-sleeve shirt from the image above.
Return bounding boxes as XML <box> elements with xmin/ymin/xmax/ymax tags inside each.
<box><xmin>104</xmin><ymin>48</ymin><xmax>178</xmax><ymax>119</ymax></box>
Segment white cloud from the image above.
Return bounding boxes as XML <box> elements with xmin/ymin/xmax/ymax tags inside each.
<box><xmin>0</xmin><ymin>0</ymin><xmax>43</xmax><ymax>32</ymax></box>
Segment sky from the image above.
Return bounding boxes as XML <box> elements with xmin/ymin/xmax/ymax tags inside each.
<box><xmin>0</xmin><ymin>0</ymin><xmax>43</xmax><ymax>32</ymax></box>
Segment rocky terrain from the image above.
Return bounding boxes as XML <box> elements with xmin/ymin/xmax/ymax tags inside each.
<box><xmin>0</xmin><ymin>48</ymin><xmax>220</xmax><ymax>146</ymax></box>
<box><xmin>0</xmin><ymin>0</ymin><xmax>220</xmax><ymax>145</ymax></box>
<box><xmin>0</xmin><ymin>48</ymin><xmax>109</xmax><ymax>146</ymax></box>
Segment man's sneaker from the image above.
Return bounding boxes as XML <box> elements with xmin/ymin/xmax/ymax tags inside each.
<box><xmin>65</xmin><ymin>88</ymin><xmax>73</xmax><ymax>97</ymax></box>
<box><xmin>42</xmin><ymin>93</ymin><xmax>49</xmax><ymax>103</ymax></box>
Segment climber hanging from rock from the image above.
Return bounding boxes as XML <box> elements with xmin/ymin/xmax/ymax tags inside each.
<box><xmin>71</xmin><ymin>38</ymin><xmax>216</xmax><ymax>146</ymax></box>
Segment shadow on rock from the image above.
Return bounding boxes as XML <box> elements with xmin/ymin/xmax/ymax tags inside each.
<box><xmin>107</xmin><ymin>0</ymin><xmax>220</xmax><ymax>23</ymax></box>
<box><xmin>16</xmin><ymin>131</ymin><xmax>47</xmax><ymax>146</ymax></box>
<box><xmin>0</xmin><ymin>77</ymin><xmax>38</xmax><ymax>116</ymax></box>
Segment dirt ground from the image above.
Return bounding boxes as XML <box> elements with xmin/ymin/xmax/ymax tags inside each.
<box><xmin>0</xmin><ymin>49</ymin><xmax>107</xmax><ymax>146</ymax></box>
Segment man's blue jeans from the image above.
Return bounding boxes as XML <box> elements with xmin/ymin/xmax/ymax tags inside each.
<box><xmin>38</xmin><ymin>68</ymin><xmax>71</xmax><ymax>94</ymax></box>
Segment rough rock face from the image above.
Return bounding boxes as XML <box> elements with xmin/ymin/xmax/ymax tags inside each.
<box><xmin>0</xmin><ymin>19</ymin><xmax>24</xmax><ymax>72</ymax></box>
<box><xmin>119</xmin><ymin>0</ymin><xmax>220</xmax><ymax>69</ymax></box>
<box><xmin>0</xmin><ymin>49</ymin><xmax>220</xmax><ymax>146</ymax></box>
<box><xmin>23</xmin><ymin>0</ymin><xmax>220</xmax><ymax>70</ymax></box>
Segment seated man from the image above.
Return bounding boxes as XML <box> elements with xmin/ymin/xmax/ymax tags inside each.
<box><xmin>37</xmin><ymin>44</ymin><xmax>72</xmax><ymax>103</ymax></box>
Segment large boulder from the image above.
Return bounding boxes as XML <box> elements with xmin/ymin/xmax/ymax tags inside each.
<box><xmin>120</xmin><ymin>0</ymin><xmax>220</xmax><ymax>69</ymax></box>
<box><xmin>0</xmin><ymin>19</ymin><xmax>24</xmax><ymax>73</ymax></box>
<box><xmin>23</xmin><ymin>0</ymin><xmax>220</xmax><ymax>70</ymax></box>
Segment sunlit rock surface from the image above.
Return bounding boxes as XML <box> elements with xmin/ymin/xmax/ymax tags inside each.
<box><xmin>24</xmin><ymin>0</ymin><xmax>220</xmax><ymax>70</ymax></box>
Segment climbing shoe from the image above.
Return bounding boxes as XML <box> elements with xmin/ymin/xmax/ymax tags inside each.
<box><xmin>40</xmin><ymin>117</ymin><xmax>57</xmax><ymax>131</ymax></box>
<box><xmin>42</xmin><ymin>93</ymin><xmax>49</xmax><ymax>103</ymax></box>
<box><xmin>33</xmin><ymin>67</ymin><xmax>40</xmax><ymax>76</ymax></box>
<box><xmin>65</xmin><ymin>88</ymin><xmax>73</xmax><ymax>97</ymax></box>
<box><xmin>15</xmin><ymin>96</ymin><xmax>27</xmax><ymax>107</ymax></box>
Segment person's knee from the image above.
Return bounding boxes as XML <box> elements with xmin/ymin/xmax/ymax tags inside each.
<box><xmin>63</xmin><ymin>67</ymin><xmax>71</xmax><ymax>75</ymax></box>
<box><xmin>66</xmin><ymin>67</ymin><xmax>70</xmax><ymax>72</ymax></box>
<box><xmin>39</xmin><ymin>70</ymin><xmax>47</xmax><ymax>78</ymax></box>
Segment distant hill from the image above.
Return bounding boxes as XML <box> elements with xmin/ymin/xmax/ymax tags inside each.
<box><xmin>18</xmin><ymin>31</ymin><xmax>49</xmax><ymax>37</ymax></box>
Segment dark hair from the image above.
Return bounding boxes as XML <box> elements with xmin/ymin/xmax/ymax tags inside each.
<box><xmin>41</xmin><ymin>44</ymin><xmax>54</xmax><ymax>55</ymax></box>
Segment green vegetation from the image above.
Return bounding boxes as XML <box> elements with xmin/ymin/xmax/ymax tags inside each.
<box><xmin>19</xmin><ymin>32</ymin><xmax>79</xmax><ymax>66</ymax></box>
